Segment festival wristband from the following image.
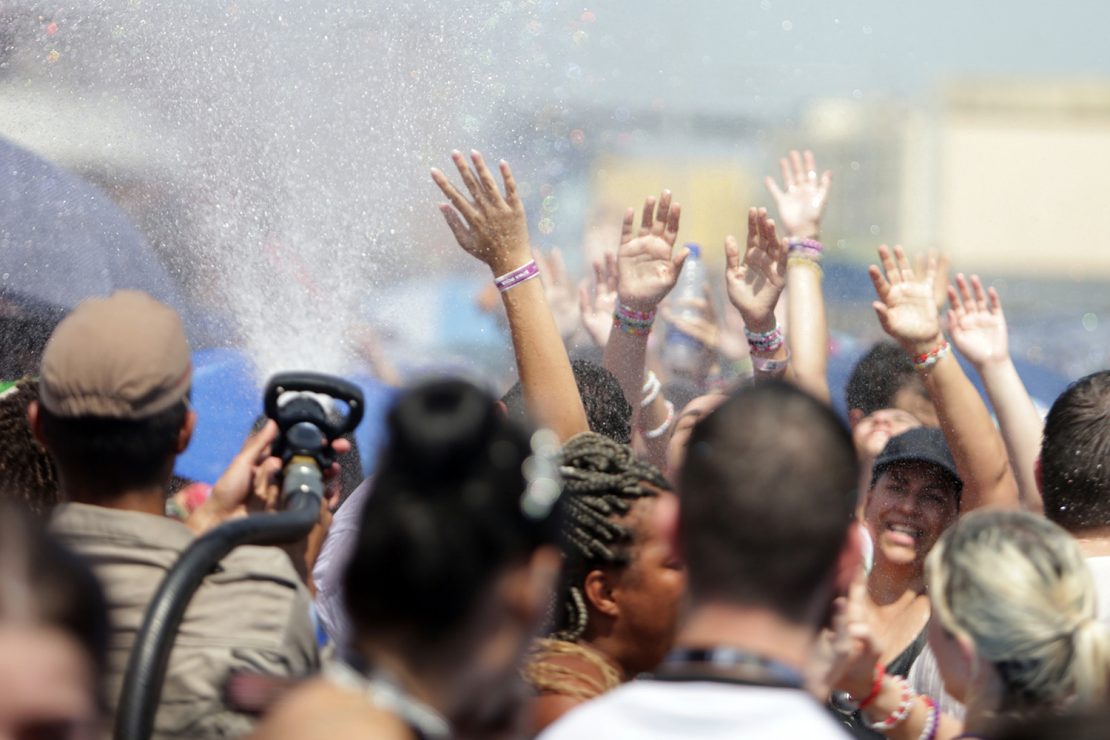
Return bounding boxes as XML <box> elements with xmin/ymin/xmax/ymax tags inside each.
<box><xmin>641</xmin><ymin>400</ymin><xmax>675</xmax><ymax>440</ymax></box>
<box><xmin>752</xmin><ymin>348</ymin><xmax>791</xmax><ymax>374</ymax></box>
<box><xmin>787</xmin><ymin>237</ymin><xmax>824</xmax><ymax>260</ymax></box>
<box><xmin>744</xmin><ymin>324</ymin><xmax>784</xmax><ymax>354</ymax></box>
<box><xmin>494</xmin><ymin>260</ymin><xmax>540</xmax><ymax>292</ymax></box>
<box><xmin>613</xmin><ymin>303</ymin><xmax>656</xmax><ymax>337</ymax></box>
<box><xmin>865</xmin><ymin>676</ymin><xmax>915</xmax><ymax>732</ymax></box>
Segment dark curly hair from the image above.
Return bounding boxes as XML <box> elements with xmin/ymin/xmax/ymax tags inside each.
<box><xmin>0</xmin><ymin>378</ymin><xmax>60</xmax><ymax>515</ymax></box>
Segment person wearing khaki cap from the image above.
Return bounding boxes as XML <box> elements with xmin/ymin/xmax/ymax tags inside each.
<box><xmin>29</xmin><ymin>290</ymin><xmax>320</xmax><ymax>739</ymax></box>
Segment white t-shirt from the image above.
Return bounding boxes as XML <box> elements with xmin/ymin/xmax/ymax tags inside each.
<box><xmin>538</xmin><ymin>680</ymin><xmax>852</xmax><ymax>740</ymax></box>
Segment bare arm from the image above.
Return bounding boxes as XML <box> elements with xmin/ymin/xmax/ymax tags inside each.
<box><xmin>766</xmin><ymin>149</ymin><xmax>832</xmax><ymax>401</ymax></box>
<box><xmin>947</xmin><ymin>274</ymin><xmax>1044</xmax><ymax>513</ymax></box>
<box><xmin>602</xmin><ymin>193</ymin><xmax>687</xmax><ymax>462</ymax></box>
<box><xmin>869</xmin><ymin>246</ymin><xmax>1018</xmax><ymax>511</ymax></box>
<box><xmin>724</xmin><ymin>208</ymin><xmax>790</xmax><ymax>382</ymax></box>
<box><xmin>432</xmin><ymin>150</ymin><xmax>588</xmax><ymax>441</ymax></box>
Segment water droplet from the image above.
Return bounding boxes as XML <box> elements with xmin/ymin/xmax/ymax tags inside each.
<box><xmin>781</xmin><ymin>20</ymin><xmax>793</xmax><ymax>31</ymax></box>
<box><xmin>850</xmin><ymin>161</ymin><xmax>861</xmax><ymax>171</ymax></box>
<box><xmin>537</xmin><ymin>217</ymin><xmax>555</xmax><ymax>235</ymax></box>
<box><xmin>1082</xmin><ymin>312</ymin><xmax>1099</xmax><ymax>331</ymax></box>
<box><xmin>870</xmin><ymin>225</ymin><xmax>881</xmax><ymax>235</ymax></box>
<box><xmin>862</xmin><ymin>25</ymin><xmax>873</xmax><ymax>34</ymax></box>
<box><xmin>852</xmin><ymin>89</ymin><xmax>863</xmax><ymax>99</ymax></box>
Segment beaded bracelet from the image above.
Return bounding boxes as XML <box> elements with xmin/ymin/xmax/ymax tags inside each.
<box><xmin>613</xmin><ymin>303</ymin><xmax>656</xmax><ymax>337</ymax></box>
<box><xmin>918</xmin><ymin>696</ymin><xmax>939</xmax><ymax>740</ymax></box>
<box><xmin>494</xmin><ymin>259</ymin><xmax>540</xmax><ymax>292</ymax></box>
<box><xmin>857</xmin><ymin>663</ymin><xmax>887</xmax><ymax>710</ymax></box>
<box><xmin>912</xmin><ymin>339</ymin><xmax>950</xmax><ymax>370</ymax></box>
<box><xmin>744</xmin><ymin>324</ymin><xmax>784</xmax><ymax>354</ymax></box>
<box><xmin>642</xmin><ymin>400</ymin><xmax>675</xmax><ymax>440</ymax></box>
<box><xmin>866</xmin><ymin>676</ymin><xmax>915</xmax><ymax>732</ymax></box>
<box><xmin>788</xmin><ymin>256</ymin><xmax>824</xmax><ymax>279</ymax></box>
<box><xmin>787</xmin><ymin>237</ymin><xmax>824</xmax><ymax>260</ymax></box>
<box><xmin>752</xmin><ymin>348</ymin><xmax>791</xmax><ymax>374</ymax></box>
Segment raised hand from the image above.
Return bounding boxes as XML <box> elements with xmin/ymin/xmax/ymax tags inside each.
<box><xmin>724</xmin><ymin>207</ymin><xmax>788</xmax><ymax>333</ymax></box>
<box><xmin>535</xmin><ymin>248</ymin><xmax>581</xmax><ymax>342</ymax></box>
<box><xmin>578</xmin><ymin>252</ymin><xmax>618</xmax><ymax>347</ymax></box>
<box><xmin>947</xmin><ymin>273</ymin><xmax>1009</xmax><ymax>368</ymax></box>
<box><xmin>615</xmin><ymin>191</ymin><xmax>688</xmax><ymax>311</ymax></box>
<box><xmin>431</xmin><ymin>150</ymin><xmax>530</xmax><ymax>275</ymax></box>
<box><xmin>869</xmin><ymin>245</ymin><xmax>943</xmax><ymax>355</ymax></box>
<box><xmin>765</xmin><ymin>149</ymin><xmax>832</xmax><ymax>239</ymax></box>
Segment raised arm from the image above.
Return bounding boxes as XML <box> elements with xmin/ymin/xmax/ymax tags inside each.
<box><xmin>766</xmin><ymin>149</ymin><xmax>832</xmax><ymax>401</ymax></box>
<box><xmin>724</xmin><ymin>208</ymin><xmax>790</xmax><ymax>381</ymax></box>
<box><xmin>869</xmin><ymin>245</ymin><xmax>1018</xmax><ymax>511</ymax></box>
<box><xmin>947</xmin><ymin>274</ymin><xmax>1044</xmax><ymax>513</ymax></box>
<box><xmin>602</xmin><ymin>192</ymin><xmax>687</xmax><ymax>458</ymax></box>
<box><xmin>432</xmin><ymin>150</ymin><xmax>588</xmax><ymax>441</ymax></box>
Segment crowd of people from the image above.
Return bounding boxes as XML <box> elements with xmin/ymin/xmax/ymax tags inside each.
<box><xmin>1</xmin><ymin>145</ymin><xmax>1108</xmax><ymax>740</ymax></box>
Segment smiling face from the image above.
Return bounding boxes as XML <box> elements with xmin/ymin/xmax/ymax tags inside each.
<box><xmin>864</xmin><ymin>461</ymin><xmax>960</xmax><ymax>568</ymax></box>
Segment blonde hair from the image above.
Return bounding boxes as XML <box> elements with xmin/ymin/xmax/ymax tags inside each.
<box><xmin>927</xmin><ymin>510</ymin><xmax>1110</xmax><ymax>719</ymax></box>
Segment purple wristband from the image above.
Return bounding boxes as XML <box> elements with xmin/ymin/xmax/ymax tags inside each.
<box><xmin>495</xmin><ymin>260</ymin><xmax>540</xmax><ymax>292</ymax></box>
<box><xmin>787</xmin><ymin>237</ymin><xmax>824</xmax><ymax>254</ymax></box>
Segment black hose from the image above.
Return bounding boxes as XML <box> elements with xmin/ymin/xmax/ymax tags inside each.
<box><xmin>113</xmin><ymin>489</ymin><xmax>321</xmax><ymax>740</ymax></box>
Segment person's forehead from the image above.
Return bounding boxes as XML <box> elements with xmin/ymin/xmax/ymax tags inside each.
<box><xmin>678</xmin><ymin>394</ymin><xmax>727</xmax><ymax>422</ymax></box>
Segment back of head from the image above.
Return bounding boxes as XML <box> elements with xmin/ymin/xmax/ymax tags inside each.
<box><xmin>35</xmin><ymin>291</ymin><xmax>192</xmax><ymax>494</ymax></box>
<box><xmin>846</xmin><ymin>341</ymin><xmax>920</xmax><ymax>416</ymax></box>
<box><xmin>679</xmin><ymin>381</ymin><xmax>858</xmax><ymax>624</ymax></box>
<box><xmin>0</xmin><ymin>378</ymin><xmax>59</xmax><ymax>515</ymax></box>
<box><xmin>927</xmin><ymin>509</ymin><xmax>1110</xmax><ymax>714</ymax></box>
<box><xmin>1040</xmin><ymin>370</ymin><xmax>1110</xmax><ymax>532</ymax></box>
<box><xmin>502</xmin><ymin>360</ymin><xmax>632</xmax><ymax>444</ymax></box>
<box><xmin>345</xmin><ymin>379</ymin><xmax>562</xmax><ymax>644</ymax></box>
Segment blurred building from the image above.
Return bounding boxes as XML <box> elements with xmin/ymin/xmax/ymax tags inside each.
<box><xmin>799</xmin><ymin>81</ymin><xmax>1110</xmax><ymax>279</ymax></box>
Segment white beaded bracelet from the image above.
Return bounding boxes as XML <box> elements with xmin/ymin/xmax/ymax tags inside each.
<box><xmin>642</xmin><ymin>400</ymin><xmax>675</xmax><ymax>440</ymax></box>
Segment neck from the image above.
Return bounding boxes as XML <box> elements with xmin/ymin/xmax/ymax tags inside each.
<box><xmin>358</xmin><ymin>643</ymin><xmax>454</xmax><ymax>721</ymax></box>
<box><xmin>675</xmin><ymin>602</ymin><xmax>815</xmax><ymax>675</ymax></box>
<box><xmin>1072</xmin><ymin>526</ymin><xmax>1110</xmax><ymax>558</ymax></box>
<box><xmin>579</xmin><ymin>633</ymin><xmax>631</xmax><ymax>681</ymax></box>
<box><xmin>867</xmin><ymin>556</ymin><xmax>926</xmax><ymax>605</ymax></box>
<box><xmin>64</xmin><ymin>481</ymin><xmax>167</xmax><ymax>518</ymax></box>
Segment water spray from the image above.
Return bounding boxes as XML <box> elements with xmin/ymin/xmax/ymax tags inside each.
<box><xmin>114</xmin><ymin>371</ymin><xmax>364</xmax><ymax>740</ymax></box>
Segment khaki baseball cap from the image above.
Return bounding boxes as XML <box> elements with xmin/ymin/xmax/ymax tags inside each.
<box><xmin>39</xmin><ymin>290</ymin><xmax>192</xmax><ymax>419</ymax></box>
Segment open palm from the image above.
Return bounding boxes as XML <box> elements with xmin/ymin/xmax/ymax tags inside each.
<box><xmin>765</xmin><ymin>149</ymin><xmax>832</xmax><ymax>239</ymax></box>
<box><xmin>616</xmin><ymin>191</ymin><xmax>688</xmax><ymax>311</ymax></box>
<box><xmin>869</xmin><ymin>245</ymin><xmax>942</xmax><ymax>351</ymax></box>
<box><xmin>725</xmin><ymin>207</ymin><xmax>787</xmax><ymax>331</ymax></box>
<box><xmin>947</xmin><ymin>273</ymin><xmax>1008</xmax><ymax>367</ymax></box>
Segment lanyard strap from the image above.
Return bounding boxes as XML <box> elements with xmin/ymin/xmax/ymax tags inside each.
<box><xmin>652</xmin><ymin>647</ymin><xmax>806</xmax><ymax>690</ymax></box>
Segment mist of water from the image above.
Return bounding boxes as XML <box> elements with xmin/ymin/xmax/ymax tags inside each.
<box><xmin>2</xmin><ymin>0</ymin><xmax>588</xmax><ymax>381</ymax></box>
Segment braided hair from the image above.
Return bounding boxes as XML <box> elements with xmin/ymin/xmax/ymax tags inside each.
<box><xmin>553</xmin><ymin>432</ymin><xmax>671</xmax><ymax>641</ymax></box>
<box><xmin>0</xmin><ymin>378</ymin><xmax>59</xmax><ymax>515</ymax></box>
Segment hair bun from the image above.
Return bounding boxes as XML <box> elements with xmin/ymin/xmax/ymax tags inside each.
<box><xmin>387</xmin><ymin>380</ymin><xmax>498</xmax><ymax>481</ymax></box>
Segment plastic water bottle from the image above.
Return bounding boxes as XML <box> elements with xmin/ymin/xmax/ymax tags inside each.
<box><xmin>663</xmin><ymin>243</ymin><xmax>708</xmax><ymax>379</ymax></box>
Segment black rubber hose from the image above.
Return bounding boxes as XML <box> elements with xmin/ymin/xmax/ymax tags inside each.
<box><xmin>113</xmin><ymin>490</ymin><xmax>321</xmax><ymax>740</ymax></box>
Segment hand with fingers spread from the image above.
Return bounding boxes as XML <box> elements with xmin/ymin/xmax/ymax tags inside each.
<box><xmin>579</xmin><ymin>252</ymin><xmax>619</xmax><ymax>347</ymax></box>
<box><xmin>725</xmin><ymin>207</ymin><xmax>788</xmax><ymax>333</ymax></box>
<box><xmin>615</xmin><ymin>191</ymin><xmax>688</xmax><ymax>311</ymax></box>
<box><xmin>946</xmin><ymin>274</ymin><xmax>1009</xmax><ymax>368</ymax></box>
<box><xmin>916</xmin><ymin>252</ymin><xmax>952</xmax><ymax>311</ymax></box>
<box><xmin>535</xmin><ymin>249</ymin><xmax>581</xmax><ymax>342</ymax></box>
<box><xmin>869</xmin><ymin>245</ymin><xmax>943</xmax><ymax>355</ymax></box>
<box><xmin>765</xmin><ymin>149</ymin><xmax>832</xmax><ymax>239</ymax></box>
<box><xmin>431</xmin><ymin>149</ymin><xmax>531</xmax><ymax>275</ymax></box>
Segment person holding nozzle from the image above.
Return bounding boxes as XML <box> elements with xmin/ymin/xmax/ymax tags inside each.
<box><xmin>32</xmin><ymin>290</ymin><xmax>334</xmax><ymax>738</ymax></box>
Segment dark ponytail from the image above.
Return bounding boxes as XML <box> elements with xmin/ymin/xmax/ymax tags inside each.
<box><xmin>343</xmin><ymin>379</ymin><xmax>562</xmax><ymax>642</ymax></box>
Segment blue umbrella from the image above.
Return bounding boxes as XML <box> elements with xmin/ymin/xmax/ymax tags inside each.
<box><xmin>0</xmin><ymin>135</ymin><xmax>186</xmax><ymax>315</ymax></box>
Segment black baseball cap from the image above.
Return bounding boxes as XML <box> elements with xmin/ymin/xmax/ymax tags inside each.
<box><xmin>872</xmin><ymin>427</ymin><xmax>963</xmax><ymax>494</ymax></box>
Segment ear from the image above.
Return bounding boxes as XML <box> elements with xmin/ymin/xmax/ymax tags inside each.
<box><xmin>848</xmin><ymin>408</ymin><xmax>865</xmax><ymax>429</ymax></box>
<box><xmin>1034</xmin><ymin>455</ymin><xmax>1043</xmax><ymax>494</ymax></box>
<box><xmin>584</xmin><ymin>569</ymin><xmax>619</xmax><ymax>619</ymax></box>
<box><xmin>27</xmin><ymin>400</ymin><xmax>46</xmax><ymax>446</ymax></box>
<box><xmin>177</xmin><ymin>409</ymin><xmax>197</xmax><ymax>454</ymax></box>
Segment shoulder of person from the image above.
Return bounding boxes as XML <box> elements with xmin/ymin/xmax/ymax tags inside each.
<box><xmin>216</xmin><ymin>543</ymin><xmax>307</xmax><ymax>587</ymax></box>
<box><xmin>249</xmin><ymin>679</ymin><xmax>413</xmax><ymax>740</ymax></box>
